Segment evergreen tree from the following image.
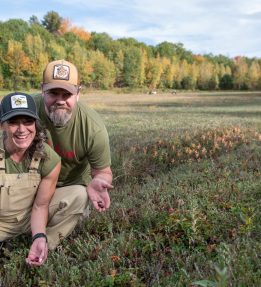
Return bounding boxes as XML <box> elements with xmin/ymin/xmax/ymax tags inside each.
<box><xmin>29</xmin><ymin>15</ymin><xmax>41</xmax><ymax>26</ymax></box>
<box><xmin>42</xmin><ymin>11</ymin><xmax>62</xmax><ymax>34</ymax></box>
<box><xmin>219</xmin><ymin>74</ymin><xmax>233</xmax><ymax>89</ymax></box>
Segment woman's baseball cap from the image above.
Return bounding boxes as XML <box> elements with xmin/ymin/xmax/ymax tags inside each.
<box><xmin>42</xmin><ymin>59</ymin><xmax>80</xmax><ymax>95</ymax></box>
<box><xmin>0</xmin><ymin>92</ymin><xmax>40</xmax><ymax>123</ymax></box>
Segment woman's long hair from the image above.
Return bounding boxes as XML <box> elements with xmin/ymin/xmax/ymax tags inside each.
<box><xmin>27</xmin><ymin>120</ymin><xmax>48</xmax><ymax>159</ymax></box>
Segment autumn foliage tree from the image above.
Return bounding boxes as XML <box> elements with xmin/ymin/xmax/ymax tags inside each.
<box><xmin>123</xmin><ymin>47</ymin><xmax>145</xmax><ymax>88</ymax></box>
<box><xmin>68</xmin><ymin>42</ymin><xmax>91</xmax><ymax>86</ymax></box>
<box><xmin>89</xmin><ymin>51</ymin><xmax>116</xmax><ymax>89</ymax></box>
<box><xmin>24</xmin><ymin>34</ymin><xmax>49</xmax><ymax>87</ymax></box>
<box><xmin>59</xmin><ymin>18</ymin><xmax>91</xmax><ymax>42</ymax></box>
<box><xmin>145</xmin><ymin>56</ymin><xmax>163</xmax><ymax>89</ymax></box>
<box><xmin>233</xmin><ymin>57</ymin><xmax>249</xmax><ymax>90</ymax></box>
<box><xmin>2</xmin><ymin>40</ymin><xmax>30</xmax><ymax>89</ymax></box>
<box><xmin>70</xmin><ymin>26</ymin><xmax>91</xmax><ymax>42</ymax></box>
<box><xmin>0</xmin><ymin>12</ymin><xmax>260</xmax><ymax>91</ymax></box>
<box><xmin>160</xmin><ymin>57</ymin><xmax>175</xmax><ymax>89</ymax></box>
<box><xmin>58</xmin><ymin>18</ymin><xmax>72</xmax><ymax>35</ymax></box>
<box><xmin>248</xmin><ymin>61</ymin><xmax>261</xmax><ymax>90</ymax></box>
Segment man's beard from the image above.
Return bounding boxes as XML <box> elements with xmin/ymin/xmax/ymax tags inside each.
<box><xmin>48</xmin><ymin>105</ymin><xmax>72</xmax><ymax>127</ymax></box>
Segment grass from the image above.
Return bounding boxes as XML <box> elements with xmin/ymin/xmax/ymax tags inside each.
<box><xmin>1</xmin><ymin>91</ymin><xmax>261</xmax><ymax>286</ymax></box>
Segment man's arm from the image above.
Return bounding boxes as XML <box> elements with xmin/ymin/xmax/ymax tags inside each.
<box><xmin>87</xmin><ymin>166</ymin><xmax>113</xmax><ymax>212</ymax></box>
<box><xmin>26</xmin><ymin>162</ymin><xmax>61</xmax><ymax>266</ymax></box>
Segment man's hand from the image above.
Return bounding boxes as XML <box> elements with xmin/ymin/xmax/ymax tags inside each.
<box><xmin>26</xmin><ymin>238</ymin><xmax>48</xmax><ymax>266</ymax></box>
<box><xmin>87</xmin><ymin>177</ymin><xmax>113</xmax><ymax>212</ymax></box>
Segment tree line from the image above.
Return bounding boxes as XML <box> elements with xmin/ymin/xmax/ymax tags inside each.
<box><xmin>0</xmin><ymin>11</ymin><xmax>261</xmax><ymax>91</ymax></box>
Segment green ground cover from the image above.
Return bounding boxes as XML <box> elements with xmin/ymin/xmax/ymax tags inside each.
<box><xmin>1</xmin><ymin>91</ymin><xmax>261</xmax><ymax>286</ymax></box>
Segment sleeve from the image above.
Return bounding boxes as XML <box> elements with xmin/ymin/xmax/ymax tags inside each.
<box><xmin>88</xmin><ymin>127</ymin><xmax>111</xmax><ymax>169</ymax></box>
<box><xmin>40</xmin><ymin>143</ymin><xmax>61</xmax><ymax>178</ymax></box>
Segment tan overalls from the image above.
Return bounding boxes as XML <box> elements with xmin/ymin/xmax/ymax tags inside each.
<box><xmin>0</xmin><ymin>144</ymin><xmax>88</xmax><ymax>250</ymax></box>
<box><xmin>0</xmin><ymin>145</ymin><xmax>41</xmax><ymax>241</ymax></box>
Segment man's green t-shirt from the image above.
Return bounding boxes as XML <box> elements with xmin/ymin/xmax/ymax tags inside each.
<box><xmin>33</xmin><ymin>94</ymin><xmax>111</xmax><ymax>187</ymax></box>
<box><xmin>4</xmin><ymin>142</ymin><xmax>60</xmax><ymax>177</ymax></box>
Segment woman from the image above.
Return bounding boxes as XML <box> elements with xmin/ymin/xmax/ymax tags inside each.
<box><xmin>0</xmin><ymin>92</ymin><xmax>61</xmax><ymax>266</ymax></box>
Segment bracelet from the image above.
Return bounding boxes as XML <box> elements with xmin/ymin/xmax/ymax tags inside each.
<box><xmin>32</xmin><ymin>233</ymin><xmax>48</xmax><ymax>243</ymax></box>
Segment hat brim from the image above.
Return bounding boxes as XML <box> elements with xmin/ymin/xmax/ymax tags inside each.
<box><xmin>1</xmin><ymin>110</ymin><xmax>40</xmax><ymax>123</ymax></box>
<box><xmin>42</xmin><ymin>83</ymin><xmax>79</xmax><ymax>95</ymax></box>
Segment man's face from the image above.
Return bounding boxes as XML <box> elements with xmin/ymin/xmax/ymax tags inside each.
<box><xmin>43</xmin><ymin>88</ymin><xmax>78</xmax><ymax>126</ymax></box>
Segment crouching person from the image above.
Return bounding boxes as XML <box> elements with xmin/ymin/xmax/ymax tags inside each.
<box><xmin>0</xmin><ymin>92</ymin><xmax>61</xmax><ymax>266</ymax></box>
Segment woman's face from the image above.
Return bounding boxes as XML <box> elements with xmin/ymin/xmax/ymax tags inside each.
<box><xmin>1</xmin><ymin>116</ymin><xmax>36</xmax><ymax>152</ymax></box>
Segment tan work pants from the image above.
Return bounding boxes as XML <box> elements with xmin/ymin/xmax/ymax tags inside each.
<box><xmin>0</xmin><ymin>185</ymin><xmax>88</xmax><ymax>250</ymax></box>
<box><xmin>47</xmin><ymin>185</ymin><xmax>88</xmax><ymax>249</ymax></box>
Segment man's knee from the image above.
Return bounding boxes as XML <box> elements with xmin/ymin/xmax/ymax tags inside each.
<box><xmin>71</xmin><ymin>186</ymin><xmax>88</xmax><ymax>211</ymax></box>
<box><xmin>49</xmin><ymin>185</ymin><xmax>88</xmax><ymax>216</ymax></box>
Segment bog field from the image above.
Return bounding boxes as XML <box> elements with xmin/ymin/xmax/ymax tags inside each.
<box><xmin>1</xmin><ymin>91</ymin><xmax>261</xmax><ymax>286</ymax></box>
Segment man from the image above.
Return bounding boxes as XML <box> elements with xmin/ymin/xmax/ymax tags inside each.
<box><xmin>0</xmin><ymin>92</ymin><xmax>61</xmax><ymax>266</ymax></box>
<box><xmin>33</xmin><ymin>60</ymin><xmax>113</xmax><ymax>250</ymax></box>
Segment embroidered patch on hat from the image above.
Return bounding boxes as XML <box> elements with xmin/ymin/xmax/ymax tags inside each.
<box><xmin>53</xmin><ymin>64</ymin><xmax>70</xmax><ymax>81</ymax></box>
<box><xmin>11</xmin><ymin>95</ymin><xmax>28</xmax><ymax>108</ymax></box>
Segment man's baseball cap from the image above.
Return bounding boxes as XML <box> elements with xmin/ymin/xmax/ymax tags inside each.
<box><xmin>42</xmin><ymin>59</ymin><xmax>80</xmax><ymax>94</ymax></box>
<box><xmin>0</xmin><ymin>92</ymin><xmax>40</xmax><ymax>123</ymax></box>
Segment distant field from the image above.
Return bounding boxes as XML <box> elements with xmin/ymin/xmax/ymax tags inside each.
<box><xmin>1</xmin><ymin>91</ymin><xmax>261</xmax><ymax>286</ymax></box>
<box><xmin>84</xmin><ymin>91</ymin><xmax>261</xmax><ymax>144</ymax></box>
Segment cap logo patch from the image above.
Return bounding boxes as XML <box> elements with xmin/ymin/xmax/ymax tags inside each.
<box><xmin>11</xmin><ymin>95</ymin><xmax>28</xmax><ymax>108</ymax></box>
<box><xmin>53</xmin><ymin>64</ymin><xmax>70</xmax><ymax>81</ymax></box>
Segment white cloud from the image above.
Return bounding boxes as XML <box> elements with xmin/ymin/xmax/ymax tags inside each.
<box><xmin>0</xmin><ymin>0</ymin><xmax>260</xmax><ymax>57</ymax></box>
<box><xmin>239</xmin><ymin>0</ymin><xmax>261</xmax><ymax>14</ymax></box>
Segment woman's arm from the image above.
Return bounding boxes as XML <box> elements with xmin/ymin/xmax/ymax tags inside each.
<box><xmin>26</xmin><ymin>161</ymin><xmax>61</xmax><ymax>266</ymax></box>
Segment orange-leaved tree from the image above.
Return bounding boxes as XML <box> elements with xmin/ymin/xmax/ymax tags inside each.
<box><xmin>2</xmin><ymin>40</ymin><xmax>31</xmax><ymax>89</ymax></box>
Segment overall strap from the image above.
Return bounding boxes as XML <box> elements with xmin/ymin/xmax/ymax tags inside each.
<box><xmin>0</xmin><ymin>135</ymin><xmax>6</xmax><ymax>173</ymax></box>
<box><xmin>29</xmin><ymin>151</ymin><xmax>42</xmax><ymax>173</ymax></box>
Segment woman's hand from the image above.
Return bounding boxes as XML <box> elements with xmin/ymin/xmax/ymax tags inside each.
<box><xmin>26</xmin><ymin>238</ymin><xmax>48</xmax><ymax>266</ymax></box>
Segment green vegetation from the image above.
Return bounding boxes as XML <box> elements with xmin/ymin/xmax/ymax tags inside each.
<box><xmin>0</xmin><ymin>11</ymin><xmax>261</xmax><ymax>92</ymax></box>
<box><xmin>1</xmin><ymin>91</ymin><xmax>260</xmax><ymax>286</ymax></box>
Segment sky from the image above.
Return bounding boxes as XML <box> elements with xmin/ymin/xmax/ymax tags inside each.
<box><xmin>1</xmin><ymin>0</ymin><xmax>261</xmax><ymax>58</ymax></box>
